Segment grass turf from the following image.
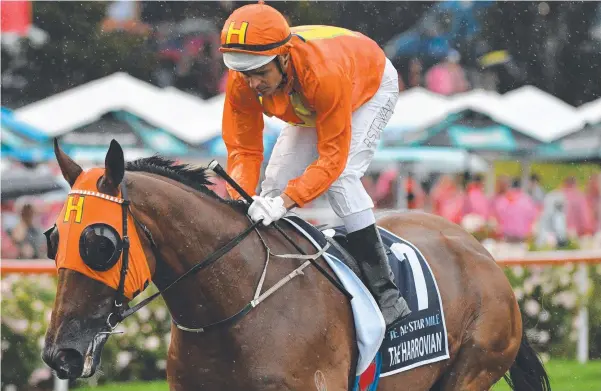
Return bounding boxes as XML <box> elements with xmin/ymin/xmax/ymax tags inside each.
<box><xmin>492</xmin><ymin>359</ymin><xmax>601</xmax><ymax>391</ymax></box>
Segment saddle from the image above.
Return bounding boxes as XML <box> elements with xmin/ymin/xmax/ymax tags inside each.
<box><xmin>280</xmin><ymin>216</ymin><xmax>449</xmax><ymax>386</ymax></box>
<box><xmin>281</xmin><ymin>216</ymin><xmax>373</xmax><ymax>281</ymax></box>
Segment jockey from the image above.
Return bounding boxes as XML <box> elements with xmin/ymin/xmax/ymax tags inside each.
<box><xmin>219</xmin><ymin>3</ymin><xmax>410</xmax><ymax>326</ymax></box>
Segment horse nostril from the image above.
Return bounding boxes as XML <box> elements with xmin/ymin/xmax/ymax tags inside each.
<box><xmin>53</xmin><ymin>349</ymin><xmax>84</xmax><ymax>379</ymax></box>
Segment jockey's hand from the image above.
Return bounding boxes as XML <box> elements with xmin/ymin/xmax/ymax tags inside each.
<box><xmin>248</xmin><ymin>195</ymin><xmax>287</xmax><ymax>226</ymax></box>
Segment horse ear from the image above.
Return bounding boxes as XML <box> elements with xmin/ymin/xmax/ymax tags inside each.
<box><xmin>104</xmin><ymin>139</ymin><xmax>125</xmax><ymax>188</ymax></box>
<box><xmin>54</xmin><ymin>138</ymin><xmax>82</xmax><ymax>187</ymax></box>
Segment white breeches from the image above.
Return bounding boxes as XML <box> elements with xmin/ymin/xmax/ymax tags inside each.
<box><xmin>261</xmin><ymin>58</ymin><xmax>399</xmax><ymax>230</ymax></box>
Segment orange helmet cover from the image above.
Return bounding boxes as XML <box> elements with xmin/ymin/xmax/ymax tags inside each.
<box><xmin>220</xmin><ymin>3</ymin><xmax>292</xmax><ymax>56</ymax></box>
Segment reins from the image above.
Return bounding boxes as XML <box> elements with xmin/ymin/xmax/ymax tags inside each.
<box><xmin>208</xmin><ymin>160</ymin><xmax>351</xmax><ymax>299</ymax></box>
<box><xmin>105</xmin><ymin>161</ymin><xmax>351</xmax><ymax>333</ymax></box>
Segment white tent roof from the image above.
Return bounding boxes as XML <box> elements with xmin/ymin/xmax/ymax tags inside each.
<box><xmin>11</xmin><ymin>72</ymin><xmax>596</xmax><ymax>146</ymax></box>
<box><xmin>13</xmin><ymin>73</ymin><xmax>221</xmax><ymax>145</ymax></box>
<box><xmin>577</xmin><ymin>98</ymin><xmax>601</xmax><ymax>125</ymax></box>
<box><xmin>445</xmin><ymin>89</ymin><xmax>520</xmax><ymax>130</ymax></box>
<box><xmin>14</xmin><ymin>73</ymin><xmax>160</xmax><ymax>137</ymax></box>
<box><xmin>388</xmin><ymin>87</ymin><xmax>588</xmax><ymax>143</ymax></box>
<box><xmin>445</xmin><ymin>89</ymin><xmax>503</xmax><ymax>114</ymax></box>
<box><xmin>12</xmin><ymin>72</ymin><xmax>282</xmax><ymax>145</ymax></box>
<box><xmin>387</xmin><ymin>87</ymin><xmax>450</xmax><ymax>131</ymax></box>
<box><xmin>158</xmin><ymin>87</ymin><xmax>208</xmax><ymax>142</ymax></box>
<box><xmin>501</xmin><ymin>86</ymin><xmax>586</xmax><ymax>142</ymax></box>
<box><xmin>198</xmin><ymin>93</ymin><xmax>226</xmax><ymax>142</ymax></box>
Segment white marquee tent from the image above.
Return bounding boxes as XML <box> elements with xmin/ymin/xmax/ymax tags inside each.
<box><xmin>12</xmin><ymin>72</ymin><xmax>601</xmax><ymax>147</ymax></box>
<box><xmin>578</xmin><ymin>98</ymin><xmax>601</xmax><ymax>125</ymax></box>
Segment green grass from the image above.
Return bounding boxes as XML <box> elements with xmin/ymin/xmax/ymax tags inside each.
<box><xmin>492</xmin><ymin>360</ymin><xmax>601</xmax><ymax>391</ymax></box>
<box><xmin>494</xmin><ymin>161</ymin><xmax>600</xmax><ymax>192</ymax></box>
<box><xmin>75</xmin><ymin>360</ymin><xmax>600</xmax><ymax>390</ymax></box>
<box><xmin>77</xmin><ymin>381</ymin><xmax>166</xmax><ymax>391</ymax></box>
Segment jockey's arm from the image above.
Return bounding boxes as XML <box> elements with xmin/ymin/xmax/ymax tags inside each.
<box><xmin>282</xmin><ymin>67</ymin><xmax>353</xmax><ymax>208</ymax></box>
<box><xmin>222</xmin><ymin>73</ymin><xmax>265</xmax><ymax>200</ymax></box>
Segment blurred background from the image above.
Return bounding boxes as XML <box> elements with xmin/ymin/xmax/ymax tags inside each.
<box><xmin>1</xmin><ymin>1</ymin><xmax>600</xmax><ymax>390</ymax></box>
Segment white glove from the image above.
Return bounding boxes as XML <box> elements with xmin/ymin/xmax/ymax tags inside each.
<box><xmin>248</xmin><ymin>195</ymin><xmax>287</xmax><ymax>226</ymax></box>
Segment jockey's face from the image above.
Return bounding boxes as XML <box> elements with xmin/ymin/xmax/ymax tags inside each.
<box><xmin>241</xmin><ymin>55</ymin><xmax>288</xmax><ymax>96</ymax></box>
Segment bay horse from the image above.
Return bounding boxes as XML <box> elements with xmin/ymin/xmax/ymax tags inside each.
<box><xmin>42</xmin><ymin>139</ymin><xmax>550</xmax><ymax>391</ymax></box>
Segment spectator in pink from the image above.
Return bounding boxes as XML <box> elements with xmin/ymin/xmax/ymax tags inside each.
<box><xmin>491</xmin><ymin>174</ymin><xmax>510</xmax><ymax>205</ymax></box>
<box><xmin>425</xmin><ymin>50</ymin><xmax>469</xmax><ymax>96</ymax></box>
<box><xmin>1</xmin><ymin>229</ymin><xmax>18</xmax><ymax>259</ymax></box>
<box><xmin>431</xmin><ymin>175</ymin><xmax>454</xmax><ymax>215</ymax></box>
<box><xmin>561</xmin><ymin>177</ymin><xmax>595</xmax><ymax>236</ymax></box>
<box><xmin>430</xmin><ymin>174</ymin><xmax>464</xmax><ymax>224</ymax></box>
<box><xmin>463</xmin><ymin>174</ymin><xmax>490</xmax><ymax>220</ymax></box>
<box><xmin>586</xmin><ymin>174</ymin><xmax>600</xmax><ymax>233</ymax></box>
<box><xmin>491</xmin><ymin>178</ymin><xmax>539</xmax><ymax>242</ymax></box>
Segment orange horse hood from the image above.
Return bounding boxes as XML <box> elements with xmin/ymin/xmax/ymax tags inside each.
<box><xmin>54</xmin><ymin>168</ymin><xmax>151</xmax><ymax>299</ymax></box>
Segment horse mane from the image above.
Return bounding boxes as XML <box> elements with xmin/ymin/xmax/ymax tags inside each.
<box><xmin>125</xmin><ymin>155</ymin><xmax>248</xmax><ymax>212</ymax></box>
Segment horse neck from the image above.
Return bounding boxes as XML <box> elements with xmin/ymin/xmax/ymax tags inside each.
<box><xmin>130</xmin><ymin>173</ymin><xmax>265</xmax><ymax>327</ymax></box>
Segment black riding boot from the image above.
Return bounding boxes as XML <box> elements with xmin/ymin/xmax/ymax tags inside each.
<box><xmin>346</xmin><ymin>224</ymin><xmax>411</xmax><ymax>326</ymax></box>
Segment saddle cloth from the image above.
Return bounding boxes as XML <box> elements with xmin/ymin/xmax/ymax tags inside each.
<box><xmin>280</xmin><ymin>216</ymin><xmax>449</xmax><ymax>383</ymax></box>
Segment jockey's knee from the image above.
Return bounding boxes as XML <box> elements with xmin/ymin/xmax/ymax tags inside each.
<box><xmin>327</xmin><ymin>175</ymin><xmax>374</xmax><ymax>220</ymax></box>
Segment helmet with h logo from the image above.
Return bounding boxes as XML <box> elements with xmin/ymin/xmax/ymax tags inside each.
<box><xmin>220</xmin><ymin>2</ymin><xmax>292</xmax><ymax>72</ymax></box>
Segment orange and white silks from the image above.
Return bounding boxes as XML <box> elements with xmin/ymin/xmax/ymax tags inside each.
<box><xmin>54</xmin><ymin>168</ymin><xmax>151</xmax><ymax>299</ymax></box>
<box><xmin>221</xmin><ymin>23</ymin><xmax>387</xmax><ymax>206</ymax></box>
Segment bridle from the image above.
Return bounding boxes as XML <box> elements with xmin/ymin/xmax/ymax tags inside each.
<box><xmin>103</xmin><ymin>167</ymin><xmax>351</xmax><ymax>333</ymax></box>
<box><xmin>105</xmin><ymin>180</ymin><xmax>262</xmax><ymax>332</ymax></box>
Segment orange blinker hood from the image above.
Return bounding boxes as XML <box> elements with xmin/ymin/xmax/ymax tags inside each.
<box><xmin>54</xmin><ymin>168</ymin><xmax>151</xmax><ymax>299</ymax></box>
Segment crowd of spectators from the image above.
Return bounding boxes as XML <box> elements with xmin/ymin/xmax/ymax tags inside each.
<box><xmin>3</xmin><ymin>167</ymin><xmax>599</xmax><ymax>259</ymax></box>
<box><xmin>361</xmin><ymin>170</ymin><xmax>601</xmax><ymax>248</ymax></box>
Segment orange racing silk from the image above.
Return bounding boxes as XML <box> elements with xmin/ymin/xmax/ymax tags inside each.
<box><xmin>222</xmin><ymin>25</ymin><xmax>386</xmax><ymax>206</ymax></box>
<box><xmin>54</xmin><ymin>168</ymin><xmax>151</xmax><ymax>299</ymax></box>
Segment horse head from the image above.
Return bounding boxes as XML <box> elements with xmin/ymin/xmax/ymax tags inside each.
<box><xmin>42</xmin><ymin>139</ymin><xmax>261</xmax><ymax>382</ymax></box>
<box><xmin>42</xmin><ymin>139</ymin><xmax>159</xmax><ymax>379</ymax></box>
